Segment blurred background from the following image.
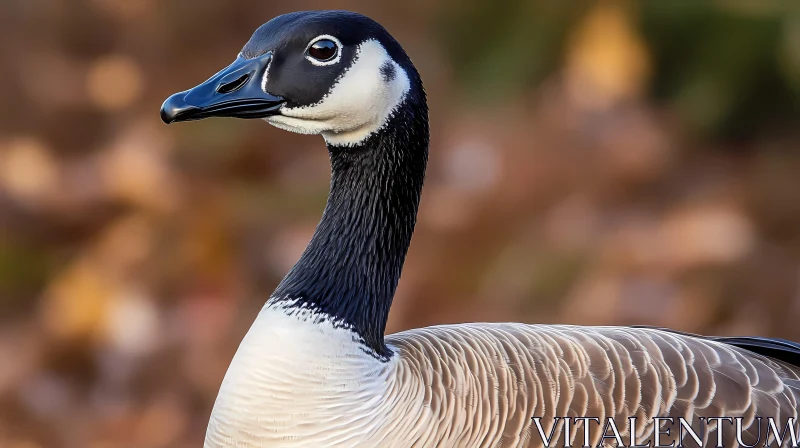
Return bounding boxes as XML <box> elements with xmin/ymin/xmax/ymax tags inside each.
<box><xmin>1</xmin><ymin>0</ymin><xmax>800</xmax><ymax>446</ymax></box>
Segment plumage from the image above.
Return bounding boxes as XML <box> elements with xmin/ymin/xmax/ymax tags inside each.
<box><xmin>202</xmin><ymin>304</ymin><xmax>800</xmax><ymax>447</ymax></box>
<box><xmin>160</xmin><ymin>10</ymin><xmax>800</xmax><ymax>447</ymax></box>
<box><xmin>388</xmin><ymin>325</ymin><xmax>800</xmax><ymax>447</ymax></box>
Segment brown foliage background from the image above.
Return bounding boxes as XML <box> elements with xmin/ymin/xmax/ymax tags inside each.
<box><xmin>1</xmin><ymin>1</ymin><xmax>800</xmax><ymax>446</ymax></box>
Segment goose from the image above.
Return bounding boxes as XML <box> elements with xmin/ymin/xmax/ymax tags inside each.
<box><xmin>161</xmin><ymin>10</ymin><xmax>800</xmax><ymax>448</ymax></box>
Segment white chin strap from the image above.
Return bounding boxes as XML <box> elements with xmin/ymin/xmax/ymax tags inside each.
<box><xmin>265</xmin><ymin>39</ymin><xmax>411</xmax><ymax>147</ymax></box>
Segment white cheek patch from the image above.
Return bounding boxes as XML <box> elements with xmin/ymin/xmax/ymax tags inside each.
<box><xmin>265</xmin><ymin>39</ymin><xmax>411</xmax><ymax>146</ymax></box>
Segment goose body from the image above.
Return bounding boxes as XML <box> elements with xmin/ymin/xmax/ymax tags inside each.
<box><xmin>207</xmin><ymin>305</ymin><xmax>800</xmax><ymax>447</ymax></box>
<box><xmin>161</xmin><ymin>11</ymin><xmax>800</xmax><ymax>447</ymax></box>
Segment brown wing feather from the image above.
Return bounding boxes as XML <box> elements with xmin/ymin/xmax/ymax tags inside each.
<box><xmin>386</xmin><ymin>324</ymin><xmax>800</xmax><ymax>448</ymax></box>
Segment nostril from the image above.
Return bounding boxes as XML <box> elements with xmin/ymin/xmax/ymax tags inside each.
<box><xmin>217</xmin><ymin>73</ymin><xmax>250</xmax><ymax>94</ymax></box>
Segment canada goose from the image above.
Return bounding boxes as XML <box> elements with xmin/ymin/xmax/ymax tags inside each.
<box><xmin>161</xmin><ymin>10</ymin><xmax>800</xmax><ymax>448</ymax></box>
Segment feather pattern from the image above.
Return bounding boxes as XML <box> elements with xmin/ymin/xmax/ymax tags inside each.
<box><xmin>205</xmin><ymin>307</ymin><xmax>800</xmax><ymax>447</ymax></box>
<box><xmin>386</xmin><ymin>324</ymin><xmax>800</xmax><ymax>447</ymax></box>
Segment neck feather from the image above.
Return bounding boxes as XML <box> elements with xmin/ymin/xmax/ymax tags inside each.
<box><xmin>270</xmin><ymin>89</ymin><xmax>428</xmax><ymax>358</ymax></box>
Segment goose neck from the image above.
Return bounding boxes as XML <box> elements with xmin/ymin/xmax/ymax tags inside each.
<box><xmin>271</xmin><ymin>97</ymin><xmax>429</xmax><ymax>357</ymax></box>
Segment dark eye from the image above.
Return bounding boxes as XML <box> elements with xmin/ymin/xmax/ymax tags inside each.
<box><xmin>308</xmin><ymin>39</ymin><xmax>338</xmax><ymax>62</ymax></box>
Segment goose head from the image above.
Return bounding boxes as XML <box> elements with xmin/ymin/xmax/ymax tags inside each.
<box><xmin>161</xmin><ymin>10</ymin><xmax>421</xmax><ymax>147</ymax></box>
<box><xmin>161</xmin><ymin>11</ymin><xmax>428</xmax><ymax>357</ymax></box>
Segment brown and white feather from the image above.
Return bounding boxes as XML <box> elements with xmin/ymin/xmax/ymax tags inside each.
<box><xmin>386</xmin><ymin>324</ymin><xmax>800</xmax><ymax>447</ymax></box>
<box><xmin>204</xmin><ymin>306</ymin><xmax>800</xmax><ymax>447</ymax></box>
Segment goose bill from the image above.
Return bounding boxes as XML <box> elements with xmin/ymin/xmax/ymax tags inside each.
<box><xmin>160</xmin><ymin>52</ymin><xmax>285</xmax><ymax>124</ymax></box>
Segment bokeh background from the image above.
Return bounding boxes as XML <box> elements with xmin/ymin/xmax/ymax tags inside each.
<box><xmin>1</xmin><ymin>0</ymin><xmax>800</xmax><ymax>446</ymax></box>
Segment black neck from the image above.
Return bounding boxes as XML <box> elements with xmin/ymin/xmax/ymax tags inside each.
<box><xmin>270</xmin><ymin>90</ymin><xmax>429</xmax><ymax>358</ymax></box>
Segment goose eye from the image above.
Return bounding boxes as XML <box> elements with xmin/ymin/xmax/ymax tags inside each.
<box><xmin>308</xmin><ymin>39</ymin><xmax>338</xmax><ymax>62</ymax></box>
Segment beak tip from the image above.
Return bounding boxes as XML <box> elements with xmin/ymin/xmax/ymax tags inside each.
<box><xmin>160</xmin><ymin>109</ymin><xmax>175</xmax><ymax>125</ymax></box>
<box><xmin>160</xmin><ymin>92</ymin><xmax>200</xmax><ymax>125</ymax></box>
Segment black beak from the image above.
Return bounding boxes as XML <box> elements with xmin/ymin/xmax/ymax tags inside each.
<box><xmin>161</xmin><ymin>52</ymin><xmax>285</xmax><ymax>124</ymax></box>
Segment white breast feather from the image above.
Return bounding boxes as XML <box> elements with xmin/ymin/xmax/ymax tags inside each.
<box><xmin>204</xmin><ymin>303</ymin><xmax>417</xmax><ymax>448</ymax></box>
